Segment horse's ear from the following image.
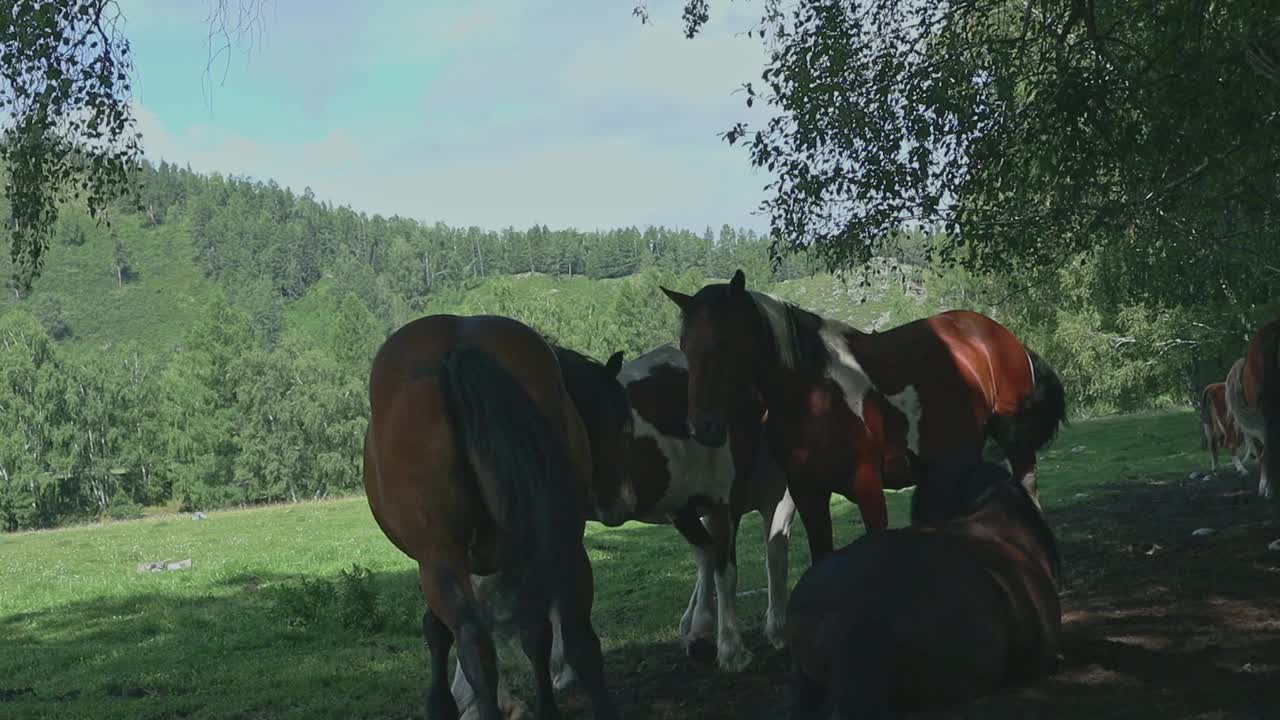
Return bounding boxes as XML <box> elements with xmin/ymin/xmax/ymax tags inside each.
<box><xmin>729</xmin><ymin>269</ymin><xmax>747</xmax><ymax>296</ymax></box>
<box><xmin>660</xmin><ymin>286</ymin><xmax>691</xmax><ymax>310</ymax></box>
<box><xmin>605</xmin><ymin>351</ymin><xmax>624</xmax><ymax>377</ymax></box>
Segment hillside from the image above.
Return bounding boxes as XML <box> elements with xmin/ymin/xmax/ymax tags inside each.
<box><xmin>0</xmin><ymin>160</ymin><xmax>1250</xmax><ymax>533</ymax></box>
<box><xmin>0</xmin><ymin>199</ymin><xmax>915</xmax><ymax>362</ymax></box>
<box><xmin>0</xmin><ymin>210</ymin><xmax>217</xmax><ymax>358</ymax></box>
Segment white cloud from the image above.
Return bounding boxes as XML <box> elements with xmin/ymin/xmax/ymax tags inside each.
<box><xmin>125</xmin><ymin>1</ymin><xmax>777</xmax><ymax>233</ymax></box>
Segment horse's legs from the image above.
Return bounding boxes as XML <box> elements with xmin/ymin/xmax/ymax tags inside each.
<box><xmin>851</xmin><ymin>461</ymin><xmax>889</xmax><ymax>533</ymax></box>
<box><xmin>761</xmin><ymin>488</ymin><xmax>795</xmax><ymax>649</ymax></box>
<box><xmin>1006</xmin><ymin>454</ymin><xmax>1043</xmax><ymax>510</ymax></box>
<box><xmin>423</xmin><ymin>563</ymin><xmax>502</xmax><ymax>720</ymax></box>
<box><xmin>673</xmin><ymin>510</ymin><xmax>716</xmax><ymax>653</ymax></box>
<box><xmin>1260</xmin><ymin>447</ymin><xmax>1273</xmax><ymax>499</ymax></box>
<box><xmin>1209</xmin><ymin>434</ymin><xmax>1220</xmax><ymax>473</ymax></box>
<box><xmin>557</xmin><ymin>545</ymin><xmax>619</xmax><ymax>720</ymax></box>
<box><xmin>791</xmin><ymin>484</ymin><xmax>834</xmax><ymax>563</ymax></box>
<box><xmin>424</xmin><ymin>608</ymin><xmax>460</xmax><ymax>720</ymax></box>
<box><xmin>1232</xmin><ymin>447</ymin><xmax>1249</xmax><ymax>476</ymax></box>
<box><xmin>518</xmin><ymin>609</ymin><xmax>561</xmax><ymax>720</ymax></box>
<box><xmin>705</xmin><ymin>505</ymin><xmax>752</xmax><ymax>672</ymax></box>
<box><xmin>549</xmin><ymin>604</ymin><xmax>576</xmax><ymax>690</ymax></box>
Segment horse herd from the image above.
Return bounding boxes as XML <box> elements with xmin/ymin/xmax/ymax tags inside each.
<box><xmin>1199</xmin><ymin>316</ymin><xmax>1280</xmax><ymax>499</ymax></box>
<box><xmin>360</xmin><ymin>269</ymin><xmax>1279</xmax><ymax>720</ymax></box>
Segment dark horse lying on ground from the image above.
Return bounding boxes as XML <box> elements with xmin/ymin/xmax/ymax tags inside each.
<box><xmin>785</xmin><ymin>458</ymin><xmax>1062</xmax><ymax>720</ymax></box>
<box><xmin>362</xmin><ymin>314</ymin><xmax>635</xmax><ymax>720</ymax></box>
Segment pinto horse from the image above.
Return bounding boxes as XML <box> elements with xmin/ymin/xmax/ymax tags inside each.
<box><xmin>616</xmin><ymin>343</ymin><xmax>793</xmax><ymax>670</ymax></box>
<box><xmin>1200</xmin><ymin>380</ymin><xmax>1255</xmax><ymax>474</ymax></box>
<box><xmin>661</xmin><ymin>270</ymin><xmax>1067</xmax><ymax>563</ymax></box>
<box><xmin>362</xmin><ymin>314</ymin><xmax>633</xmax><ymax>720</ymax></box>
<box><xmin>785</xmin><ymin>458</ymin><xmax>1062</xmax><ymax>719</ymax></box>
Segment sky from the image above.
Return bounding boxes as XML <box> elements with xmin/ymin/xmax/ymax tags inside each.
<box><xmin>115</xmin><ymin>0</ymin><xmax>776</xmax><ymax>233</ymax></box>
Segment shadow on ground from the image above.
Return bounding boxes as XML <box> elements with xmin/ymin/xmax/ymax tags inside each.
<box><xmin>2</xmin><ymin>468</ymin><xmax>1279</xmax><ymax>719</ymax></box>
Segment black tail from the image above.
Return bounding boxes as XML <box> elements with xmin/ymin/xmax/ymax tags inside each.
<box><xmin>1261</xmin><ymin>328</ymin><xmax>1280</xmax><ymax>489</ymax></box>
<box><xmin>991</xmin><ymin>348</ymin><xmax>1068</xmax><ymax>460</ymax></box>
<box><xmin>438</xmin><ymin>345</ymin><xmax>584</xmax><ymax>613</ymax></box>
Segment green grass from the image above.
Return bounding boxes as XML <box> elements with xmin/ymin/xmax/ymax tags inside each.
<box><xmin>0</xmin><ymin>409</ymin><xmax>1221</xmax><ymax>720</ymax></box>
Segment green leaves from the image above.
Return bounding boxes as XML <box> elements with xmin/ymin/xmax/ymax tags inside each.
<box><xmin>669</xmin><ymin>0</ymin><xmax>1280</xmax><ymax>310</ymax></box>
<box><xmin>1</xmin><ymin>0</ymin><xmax>142</xmax><ymax>291</ymax></box>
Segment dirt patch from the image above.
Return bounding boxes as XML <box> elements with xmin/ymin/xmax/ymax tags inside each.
<box><xmin>557</xmin><ymin>473</ymin><xmax>1280</xmax><ymax>719</ymax></box>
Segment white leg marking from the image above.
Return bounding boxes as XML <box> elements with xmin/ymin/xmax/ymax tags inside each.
<box><xmin>452</xmin><ymin>658</ymin><xmax>529</xmax><ymax>720</ymax></box>
<box><xmin>1260</xmin><ymin>463</ymin><xmax>1273</xmax><ymax>500</ymax></box>
<box><xmin>682</xmin><ymin>543</ymin><xmax>717</xmax><ymax>648</ymax></box>
<box><xmin>549</xmin><ymin>602</ymin><xmax>576</xmax><ymax>691</ymax></box>
<box><xmin>712</xmin><ymin>559</ymin><xmax>753</xmax><ymax>672</ymax></box>
<box><xmin>763</xmin><ymin>488</ymin><xmax>795</xmax><ymax>649</ymax></box>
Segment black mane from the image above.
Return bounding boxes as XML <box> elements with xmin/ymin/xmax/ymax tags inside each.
<box><xmin>553</xmin><ymin>345</ymin><xmax>629</xmax><ymax>438</ymax></box>
<box><xmin>910</xmin><ymin>456</ymin><xmax>1061</xmax><ymax>579</ymax></box>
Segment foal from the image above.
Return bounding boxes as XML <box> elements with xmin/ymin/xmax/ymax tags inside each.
<box><xmin>786</xmin><ymin>458</ymin><xmax>1062</xmax><ymax>719</ymax></box>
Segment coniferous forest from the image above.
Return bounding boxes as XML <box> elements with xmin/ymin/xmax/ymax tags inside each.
<box><xmin>0</xmin><ymin>161</ymin><xmax>1265</xmax><ymax>531</ymax></box>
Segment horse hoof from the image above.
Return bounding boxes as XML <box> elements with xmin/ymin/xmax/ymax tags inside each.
<box><xmin>717</xmin><ymin>647</ymin><xmax>754</xmax><ymax>673</ymax></box>
<box><xmin>765</xmin><ymin>613</ymin><xmax>788</xmax><ymax>649</ymax></box>
<box><xmin>552</xmin><ymin>667</ymin><xmax>577</xmax><ymax>691</ymax></box>
<box><xmin>685</xmin><ymin>636</ymin><xmax>717</xmax><ymax>665</ymax></box>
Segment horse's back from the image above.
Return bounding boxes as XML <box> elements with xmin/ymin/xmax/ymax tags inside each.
<box><xmin>364</xmin><ymin>314</ymin><xmax>583</xmax><ymax>564</ymax></box>
<box><xmin>848</xmin><ymin>309</ymin><xmax>1033</xmax><ymax>454</ymax></box>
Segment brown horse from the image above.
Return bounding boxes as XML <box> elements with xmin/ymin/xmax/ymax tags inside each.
<box><xmin>1225</xmin><ymin>315</ymin><xmax>1280</xmax><ymax>499</ymax></box>
<box><xmin>785</xmin><ymin>457</ymin><xmax>1062</xmax><ymax>719</ymax></box>
<box><xmin>362</xmin><ymin>314</ymin><xmax>633</xmax><ymax>720</ymax></box>
<box><xmin>660</xmin><ymin>269</ymin><xmax>1067</xmax><ymax>563</ymax></box>
<box><xmin>1200</xmin><ymin>380</ymin><xmax>1253</xmax><ymax>474</ymax></box>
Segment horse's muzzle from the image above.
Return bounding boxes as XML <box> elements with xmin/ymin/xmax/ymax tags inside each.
<box><xmin>594</xmin><ymin>482</ymin><xmax>636</xmax><ymax>528</ymax></box>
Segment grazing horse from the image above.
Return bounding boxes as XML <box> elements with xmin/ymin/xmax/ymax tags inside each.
<box><xmin>362</xmin><ymin>314</ymin><xmax>633</xmax><ymax>720</ymax></box>
<box><xmin>660</xmin><ymin>269</ymin><xmax>1067</xmax><ymax>563</ymax></box>
<box><xmin>1200</xmin><ymin>380</ymin><xmax>1254</xmax><ymax>474</ymax></box>
<box><xmin>1225</xmin><ymin>315</ymin><xmax>1280</xmax><ymax>499</ymax></box>
<box><xmin>785</xmin><ymin>458</ymin><xmax>1062</xmax><ymax>719</ymax></box>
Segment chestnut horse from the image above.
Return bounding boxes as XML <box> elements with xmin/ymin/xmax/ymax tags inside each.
<box><xmin>661</xmin><ymin>270</ymin><xmax>1067</xmax><ymax>563</ymax></box>
<box><xmin>1200</xmin><ymin>380</ymin><xmax>1254</xmax><ymax>474</ymax></box>
<box><xmin>785</xmin><ymin>457</ymin><xmax>1062</xmax><ymax>719</ymax></box>
<box><xmin>362</xmin><ymin>314</ymin><xmax>633</xmax><ymax>720</ymax></box>
<box><xmin>456</xmin><ymin>344</ymin><xmax>794</xmax><ymax>718</ymax></box>
<box><xmin>1225</xmin><ymin>315</ymin><xmax>1280</xmax><ymax>499</ymax></box>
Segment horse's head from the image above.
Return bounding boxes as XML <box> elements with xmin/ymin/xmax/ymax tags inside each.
<box><xmin>556</xmin><ymin>346</ymin><xmax>636</xmax><ymax>527</ymax></box>
<box><xmin>911</xmin><ymin>455</ymin><xmax>1061</xmax><ymax>579</ymax></box>
<box><xmin>660</xmin><ymin>269</ymin><xmax>766</xmax><ymax>447</ymax></box>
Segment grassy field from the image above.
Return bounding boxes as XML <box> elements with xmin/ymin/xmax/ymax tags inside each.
<box><xmin>3</xmin><ymin>408</ymin><xmax>1278</xmax><ymax>720</ymax></box>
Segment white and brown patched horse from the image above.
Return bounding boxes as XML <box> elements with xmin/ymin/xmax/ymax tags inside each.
<box><xmin>661</xmin><ymin>270</ymin><xmax>1068</xmax><ymax>565</ymax></box>
<box><xmin>611</xmin><ymin>343</ymin><xmax>794</xmax><ymax>671</ymax></box>
<box><xmin>451</xmin><ymin>344</ymin><xmax>795</xmax><ymax>718</ymax></box>
<box><xmin>1225</xmin><ymin>315</ymin><xmax>1280</xmax><ymax>499</ymax></box>
<box><xmin>1200</xmin><ymin>379</ymin><xmax>1257</xmax><ymax>474</ymax></box>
